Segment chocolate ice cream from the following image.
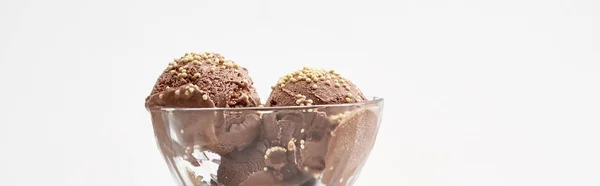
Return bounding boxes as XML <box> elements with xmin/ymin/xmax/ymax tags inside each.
<box><xmin>146</xmin><ymin>57</ymin><xmax>381</xmax><ymax>185</ymax></box>
<box><xmin>321</xmin><ymin>109</ymin><xmax>379</xmax><ymax>185</ymax></box>
<box><xmin>145</xmin><ymin>52</ymin><xmax>262</xmax><ymax>156</ymax></box>
<box><xmin>146</xmin><ymin>52</ymin><xmax>260</xmax><ymax>108</ymax></box>
<box><xmin>266</xmin><ymin>67</ymin><xmax>366</xmax><ymax>107</ymax></box>
<box><xmin>216</xmin><ymin>67</ymin><xmax>379</xmax><ymax>185</ymax></box>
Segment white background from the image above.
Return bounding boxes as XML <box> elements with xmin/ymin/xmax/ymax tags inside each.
<box><xmin>1</xmin><ymin>0</ymin><xmax>599</xmax><ymax>185</ymax></box>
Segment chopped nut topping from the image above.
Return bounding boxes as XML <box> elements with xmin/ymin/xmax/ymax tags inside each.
<box><xmin>287</xmin><ymin>139</ymin><xmax>296</xmax><ymax>151</ymax></box>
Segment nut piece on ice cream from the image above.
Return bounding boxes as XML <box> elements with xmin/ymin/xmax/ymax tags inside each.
<box><xmin>266</xmin><ymin>67</ymin><xmax>366</xmax><ymax>106</ymax></box>
<box><xmin>145</xmin><ymin>52</ymin><xmax>262</xmax><ymax>157</ymax></box>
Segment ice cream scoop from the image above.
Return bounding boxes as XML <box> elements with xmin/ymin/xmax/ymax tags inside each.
<box><xmin>146</xmin><ymin>52</ymin><xmax>261</xmax><ymax>108</ymax></box>
<box><xmin>266</xmin><ymin>67</ymin><xmax>366</xmax><ymax>107</ymax></box>
<box><xmin>145</xmin><ymin>52</ymin><xmax>262</xmax><ymax>157</ymax></box>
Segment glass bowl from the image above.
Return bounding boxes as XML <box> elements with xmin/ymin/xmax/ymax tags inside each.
<box><xmin>147</xmin><ymin>97</ymin><xmax>384</xmax><ymax>186</ymax></box>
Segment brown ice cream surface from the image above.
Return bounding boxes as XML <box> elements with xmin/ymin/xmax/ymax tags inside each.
<box><xmin>216</xmin><ymin>67</ymin><xmax>378</xmax><ymax>185</ymax></box>
<box><xmin>146</xmin><ymin>59</ymin><xmax>379</xmax><ymax>185</ymax></box>
<box><xmin>321</xmin><ymin>108</ymin><xmax>379</xmax><ymax>185</ymax></box>
<box><xmin>266</xmin><ymin>67</ymin><xmax>366</xmax><ymax>107</ymax></box>
<box><xmin>217</xmin><ymin>141</ymin><xmax>270</xmax><ymax>186</ymax></box>
<box><xmin>146</xmin><ymin>52</ymin><xmax>261</xmax><ymax>108</ymax></box>
<box><xmin>217</xmin><ymin>108</ymin><xmax>378</xmax><ymax>186</ymax></box>
<box><xmin>145</xmin><ymin>52</ymin><xmax>262</xmax><ymax>157</ymax></box>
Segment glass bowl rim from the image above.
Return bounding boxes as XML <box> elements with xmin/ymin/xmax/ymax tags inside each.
<box><xmin>148</xmin><ymin>97</ymin><xmax>383</xmax><ymax>112</ymax></box>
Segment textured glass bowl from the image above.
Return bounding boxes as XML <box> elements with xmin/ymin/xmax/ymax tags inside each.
<box><xmin>148</xmin><ymin>97</ymin><xmax>383</xmax><ymax>186</ymax></box>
